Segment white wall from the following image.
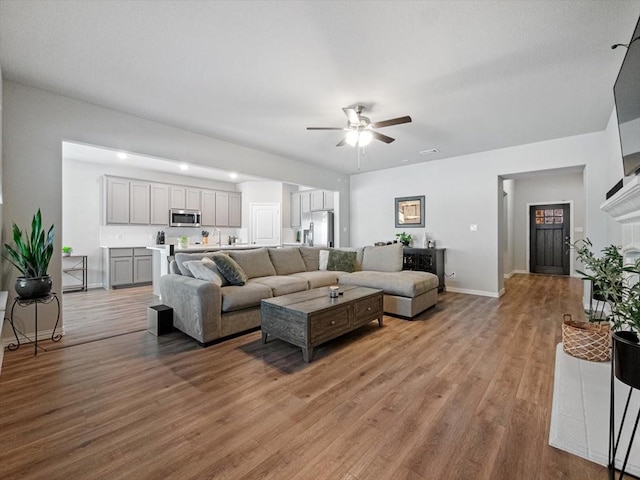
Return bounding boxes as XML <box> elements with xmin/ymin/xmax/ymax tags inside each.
<box><xmin>62</xmin><ymin>158</ymin><xmax>240</xmax><ymax>288</ymax></box>
<box><xmin>511</xmin><ymin>171</ymin><xmax>585</xmax><ymax>273</ymax></box>
<box><xmin>604</xmin><ymin>108</ymin><xmax>625</xmax><ymax>246</ymax></box>
<box><xmin>351</xmin><ymin>131</ymin><xmax>611</xmax><ymax>297</ymax></box>
<box><xmin>2</xmin><ymin>80</ymin><xmax>349</xmax><ymax>337</ymax></box>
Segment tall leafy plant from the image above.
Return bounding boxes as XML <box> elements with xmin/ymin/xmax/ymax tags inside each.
<box><xmin>3</xmin><ymin>209</ymin><xmax>55</xmax><ymax>278</ymax></box>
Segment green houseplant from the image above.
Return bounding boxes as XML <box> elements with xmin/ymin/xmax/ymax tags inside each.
<box><xmin>396</xmin><ymin>232</ymin><xmax>412</xmax><ymax>246</ymax></box>
<box><xmin>3</xmin><ymin>209</ymin><xmax>55</xmax><ymax>298</ymax></box>
<box><xmin>62</xmin><ymin>246</ymin><xmax>73</xmax><ymax>257</ymax></box>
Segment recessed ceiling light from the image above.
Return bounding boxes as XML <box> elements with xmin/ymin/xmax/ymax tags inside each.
<box><xmin>116</xmin><ymin>152</ymin><xmax>128</xmax><ymax>160</ymax></box>
<box><xmin>179</xmin><ymin>163</ymin><xmax>189</xmax><ymax>171</ymax></box>
<box><xmin>420</xmin><ymin>149</ymin><xmax>440</xmax><ymax>155</ymax></box>
<box><xmin>229</xmin><ymin>172</ymin><xmax>238</xmax><ymax>179</ymax></box>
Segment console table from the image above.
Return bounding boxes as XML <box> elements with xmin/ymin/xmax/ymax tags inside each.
<box><xmin>402</xmin><ymin>247</ymin><xmax>445</xmax><ymax>292</ymax></box>
<box><xmin>62</xmin><ymin>255</ymin><xmax>88</xmax><ymax>292</ymax></box>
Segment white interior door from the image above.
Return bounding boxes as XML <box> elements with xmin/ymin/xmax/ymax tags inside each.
<box><xmin>250</xmin><ymin>203</ymin><xmax>280</xmax><ymax>245</ymax></box>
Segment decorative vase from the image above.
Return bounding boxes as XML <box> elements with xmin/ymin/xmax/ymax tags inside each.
<box><xmin>63</xmin><ymin>252</ymin><xmax>71</xmax><ymax>257</ymax></box>
<box><xmin>613</xmin><ymin>331</ymin><xmax>640</xmax><ymax>390</ymax></box>
<box><xmin>15</xmin><ymin>275</ymin><xmax>52</xmax><ymax>299</ymax></box>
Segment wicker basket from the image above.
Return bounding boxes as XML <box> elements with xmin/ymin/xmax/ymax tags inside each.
<box><xmin>562</xmin><ymin>313</ymin><xmax>610</xmax><ymax>362</ymax></box>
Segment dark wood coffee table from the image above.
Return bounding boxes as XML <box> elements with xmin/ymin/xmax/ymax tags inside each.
<box><xmin>261</xmin><ymin>285</ymin><xmax>383</xmax><ymax>362</ymax></box>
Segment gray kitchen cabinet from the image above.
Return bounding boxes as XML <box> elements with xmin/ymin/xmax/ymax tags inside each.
<box><xmin>105</xmin><ymin>177</ymin><xmax>130</xmax><ymax>224</ymax></box>
<box><xmin>201</xmin><ymin>189</ymin><xmax>216</xmax><ymax>226</ymax></box>
<box><xmin>300</xmin><ymin>191</ymin><xmax>311</xmax><ymax>214</ymax></box>
<box><xmin>103</xmin><ymin>247</ymin><xmax>152</xmax><ymax>289</ymax></box>
<box><xmin>130</xmin><ymin>181</ymin><xmax>150</xmax><ymax>224</ymax></box>
<box><xmin>291</xmin><ymin>192</ymin><xmax>301</xmax><ymax>227</ymax></box>
<box><xmin>310</xmin><ymin>190</ymin><xmax>334</xmax><ymax>211</ymax></box>
<box><xmin>150</xmin><ymin>183</ymin><xmax>170</xmax><ymax>225</ymax></box>
<box><xmin>215</xmin><ymin>192</ymin><xmax>229</xmax><ymax>226</ymax></box>
<box><xmin>229</xmin><ymin>193</ymin><xmax>241</xmax><ymax>227</ymax></box>
<box><xmin>171</xmin><ymin>186</ymin><xmax>200</xmax><ymax>210</ymax></box>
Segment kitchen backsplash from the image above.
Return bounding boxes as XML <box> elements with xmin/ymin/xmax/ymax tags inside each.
<box><xmin>99</xmin><ymin>225</ymin><xmax>242</xmax><ymax>246</ymax></box>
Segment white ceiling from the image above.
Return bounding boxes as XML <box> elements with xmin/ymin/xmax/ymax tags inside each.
<box><xmin>2</xmin><ymin>1</ymin><xmax>640</xmax><ymax>175</ymax></box>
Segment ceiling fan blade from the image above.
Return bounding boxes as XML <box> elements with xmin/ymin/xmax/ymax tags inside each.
<box><xmin>372</xmin><ymin>131</ymin><xmax>395</xmax><ymax>144</ymax></box>
<box><xmin>371</xmin><ymin>116</ymin><xmax>412</xmax><ymax>129</ymax></box>
<box><xmin>307</xmin><ymin>127</ymin><xmax>347</xmax><ymax>130</ymax></box>
<box><xmin>336</xmin><ymin>138</ymin><xmax>347</xmax><ymax>147</ymax></box>
<box><xmin>342</xmin><ymin>107</ymin><xmax>361</xmax><ymax>125</ymax></box>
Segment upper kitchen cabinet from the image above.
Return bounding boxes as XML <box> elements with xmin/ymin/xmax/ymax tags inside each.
<box><xmin>300</xmin><ymin>191</ymin><xmax>311</xmax><ymax>214</ymax></box>
<box><xmin>201</xmin><ymin>189</ymin><xmax>216</xmax><ymax>226</ymax></box>
<box><xmin>291</xmin><ymin>192</ymin><xmax>301</xmax><ymax>227</ymax></box>
<box><xmin>310</xmin><ymin>190</ymin><xmax>334</xmax><ymax>211</ymax></box>
<box><xmin>170</xmin><ymin>186</ymin><xmax>201</xmax><ymax>210</ymax></box>
<box><xmin>105</xmin><ymin>177</ymin><xmax>130</xmax><ymax>224</ymax></box>
<box><xmin>229</xmin><ymin>193</ymin><xmax>241</xmax><ymax>227</ymax></box>
<box><xmin>150</xmin><ymin>183</ymin><xmax>170</xmax><ymax>225</ymax></box>
<box><xmin>129</xmin><ymin>181</ymin><xmax>150</xmax><ymax>224</ymax></box>
<box><xmin>214</xmin><ymin>191</ymin><xmax>241</xmax><ymax>227</ymax></box>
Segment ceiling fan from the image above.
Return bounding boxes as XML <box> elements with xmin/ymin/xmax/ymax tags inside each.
<box><xmin>307</xmin><ymin>105</ymin><xmax>412</xmax><ymax>148</ymax></box>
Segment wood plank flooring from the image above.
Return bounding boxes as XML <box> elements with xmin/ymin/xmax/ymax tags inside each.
<box><xmin>0</xmin><ymin>274</ymin><xmax>606</xmax><ymax>479</ymax></box>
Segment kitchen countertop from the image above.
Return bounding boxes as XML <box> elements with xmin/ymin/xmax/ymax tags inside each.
<box><xmin>146</xmin><ymin>244</ymin><xmax>281</xmax><ymax>254</ymax></box>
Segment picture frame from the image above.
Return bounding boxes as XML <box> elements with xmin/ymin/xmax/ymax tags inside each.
<box><xmin>395</xmin><ymin>195</ymin><xmax>425</xmax><ymax>228</ymax></box>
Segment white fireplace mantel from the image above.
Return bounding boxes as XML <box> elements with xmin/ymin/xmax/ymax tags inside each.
<box><xmin>601</xmin><ymin>176</ymin><xmax>640</xmax><ymax>224</ymax></box>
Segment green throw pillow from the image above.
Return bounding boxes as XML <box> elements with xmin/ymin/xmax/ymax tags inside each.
<box><xmin>211</xmin><ymin>253</ymin><xmax>248</xmax><ymax>286</ymax></box>
<box><xmin>327</xmin><ymin>250</ymin><xmax>357</xmax><ymax>273</ymax></box>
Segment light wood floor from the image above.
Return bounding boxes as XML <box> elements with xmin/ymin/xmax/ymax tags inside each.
<box><xmin>0</xmin><ymin>275</ymin><xmax>606</xmax><ymax>479</ymax></box>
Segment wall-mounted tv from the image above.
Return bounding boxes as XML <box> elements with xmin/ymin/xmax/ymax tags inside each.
<box><xmin>614</xmin><ymin>17</ymin><xmax>640</xmax><ymax>177</ymax></box>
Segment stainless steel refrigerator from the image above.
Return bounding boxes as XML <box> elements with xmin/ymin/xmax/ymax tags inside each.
<box><xmin>308</xmin><ymin>210</ymin><xmax>334</xmax><ymax>247</ymax></box>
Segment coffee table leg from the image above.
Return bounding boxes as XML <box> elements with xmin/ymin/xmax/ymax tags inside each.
<box><xmin>378</xmin><ymin>315</ymin><xmax>383</xmax><ymax>327</ymax></box>
<box><xmin>262</xmin><ymin>331</ymin><xmax>268</xmax><ymax>344</ymax></box>
<box><xmin>302</xmin><ymin>347</ymin><xmax>313</xmax><ymax>363</ymax></box>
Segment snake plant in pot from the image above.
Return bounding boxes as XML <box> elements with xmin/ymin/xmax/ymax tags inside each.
<box><xmin>3</xmin><ymin>209</ymin><xmax>55</xmax><ymax>299</ymax></box>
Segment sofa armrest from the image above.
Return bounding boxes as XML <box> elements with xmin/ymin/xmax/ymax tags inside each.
<box><xmin>159</xmin><ymin>274</ymin><xmax>222</xmax><ymax>344</ymax></box>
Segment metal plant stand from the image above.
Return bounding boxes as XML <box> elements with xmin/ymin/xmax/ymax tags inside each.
<box><xmin>7</xmin><ymin>293</ymin><xmax>61</xmax><ymax>355</ymax></box>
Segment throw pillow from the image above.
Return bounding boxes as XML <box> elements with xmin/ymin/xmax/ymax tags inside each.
<box><xmin>319</xmin><ymin>250</ymin><xmax>329</xmax><ymax>271</ymax></box>
<box><xmin>211</xmin><ymin>253</ymin><xmax>248</xmax><ymax>286</ymax></box>
<box><xmin>183</xmin><ymin>258</ymin><xmax>228</xmax><ymax>286</ymax></box>
<box><xmin>327</xmin><ymin>249</ymin><xmax>357</xmax><ymax>273</ymax></box>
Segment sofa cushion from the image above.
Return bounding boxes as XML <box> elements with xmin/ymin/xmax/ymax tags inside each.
<box><xmin>248</xmin><ymin>275</ymin><xmax>309</xmax><ymax>296</ymax></box>
<box><xmin>175</xmin><ymin>252</ymin><xmax>220</xmax><ymax>277</ymax></box>
<box><xmin>328</xmin><ymin>249</ymin><xmax>357</xmax><ymax>273</ymax></box>
<box><xmin>300</xmin><ymin>246</ymin><xmax>322</xmax><ymax>271</ymax></box>
<box><xmin>290</xmin><ymin>271</ymin><xmax>344</xmax><ymax>289</ymax></box>
<box><xmin>183</xmin><ymin>258</ymin><xmax>226</xmax><ymax>286</ymax></box>
<box><xmin>212</xmin><ymin>253</ymin><xmax>248</xmax><ymax>286</ymax></box>
<box><xmin>339</xmin><ymin>270</ymin><xmax>438</xmax><ymax>298</ymax></box>
<box><xmin>362</xmin><ymin>243</ymin><xmax>403</xmax><ymax>272</ymax></box>
<box><xmin>268</xmin><ymin>248</ymin><xmax>307</xmax><ymax>275</ymax></box>
<box><xmin>220</xmin><ymin>283</ymin><xmax>273</xmax><ymax>312</ymax></box>
<box><xmin>319</xmin><ymin>250</ymin><xmax>329</xmax><ymax>270</ymax></box>
<box><xmin>229</xmin><ymin>248</ymin><xmax>277</xmax><ymax>279</ymax></box>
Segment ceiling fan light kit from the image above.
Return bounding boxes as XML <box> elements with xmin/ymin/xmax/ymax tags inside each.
<box><xmin>307</xmin><ymin>104</ymin><xmax>412</xmax><ymax>148</ymax></box>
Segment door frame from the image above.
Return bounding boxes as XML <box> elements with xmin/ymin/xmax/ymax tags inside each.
<box><xmin>525</xmin><ymin>200</ymin><xmax>574</xmax><ymax>275</ymax></box>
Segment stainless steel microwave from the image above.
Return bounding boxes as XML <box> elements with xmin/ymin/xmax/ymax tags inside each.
<box><xmin>169</xmin><ymin>209</ymin><xmax>201</xmax><ymax>227</ymax></box>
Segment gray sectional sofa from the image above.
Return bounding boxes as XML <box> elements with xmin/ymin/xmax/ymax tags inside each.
<box><xmin>159</xmin><ymin>243</ymin><xmax>439</xmax><ymax>345</ymax></box>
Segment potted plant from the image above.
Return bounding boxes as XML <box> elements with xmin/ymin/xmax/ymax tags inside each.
<box><xmin>62</xmin><ymin>246</ymin><xmax>73</xmax><ymax>257</ymax></box>
<box><xmin>3</xmin><ymin>209</ymin><xmax>55</xmax><ymax>299</ymax></box>
<box><xmin>396</xmin><ymin>232</ymin><xmax>412</xmax><ymax>246</ymax></box>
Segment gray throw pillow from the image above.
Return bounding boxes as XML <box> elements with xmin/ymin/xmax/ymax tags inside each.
<box><xmin>212</xmin><ymin>253</ymin><xmax>248</xmax><ymax>286</ymax></box>
<box><xmin>183</xmin><ymin>258</ymin><xmax>227</xmax><ymax>286</ymax></box>
<box><xmin>327</xmin><ymin>250</ymin><xmax>357</xmax><ymax>273</ymax></box>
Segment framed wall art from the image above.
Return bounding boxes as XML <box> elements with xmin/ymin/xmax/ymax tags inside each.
<box><xmin>395</xmin><ymin>195</ymin><xmax>425</xmax><ymax>228</ymax></box>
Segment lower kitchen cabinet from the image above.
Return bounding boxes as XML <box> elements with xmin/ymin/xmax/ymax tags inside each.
<box><xmin>103</xmin><ymin>247</ymin><xmax>152</xmax><ymax>289</ymax></box>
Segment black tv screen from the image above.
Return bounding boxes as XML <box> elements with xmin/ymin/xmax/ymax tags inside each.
<box><xmin>614</xmin><ymin>17</ymin><xmax>640</xmax><ymax>176</ymax></box>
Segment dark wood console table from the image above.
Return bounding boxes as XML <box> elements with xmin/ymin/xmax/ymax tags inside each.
<box><xmin>402</xmin><ymin>247</ymin><xmax>446</xmax><ymax>292</ymax></box>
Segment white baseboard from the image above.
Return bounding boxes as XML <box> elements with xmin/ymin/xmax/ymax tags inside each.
<box><xmin>512</xmin><ymin>269</ymin><xmax>529</xmax><ymax>275</ymax></box>
<box><xmin>445</xmin><ymin>287</ymin><xmax>501</xmax><ymax>298</ymax></box>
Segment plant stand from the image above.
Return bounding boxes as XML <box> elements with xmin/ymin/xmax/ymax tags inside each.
<box><xmin>6</xmin><ymin>293</ymin><xmax>61</xmax><ymax>355</ymax></box>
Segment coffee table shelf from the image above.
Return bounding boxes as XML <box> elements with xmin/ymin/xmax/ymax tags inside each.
<box><xmin>261</xmin><ymin>286</ymin><xmax>383</xmax><ymax>362</ymax></box>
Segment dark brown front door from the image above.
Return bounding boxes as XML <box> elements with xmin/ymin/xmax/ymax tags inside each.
<box><xmin>529</xmin><ymin>203</ymin><xmax>570</xmax><ymax>275</ymax></box>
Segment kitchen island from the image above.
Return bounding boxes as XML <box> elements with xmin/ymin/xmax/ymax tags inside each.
<box><xmin>147</xmin><ymin>244</ymin><xmax>280</xmax><ymax>297</ymax></box>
